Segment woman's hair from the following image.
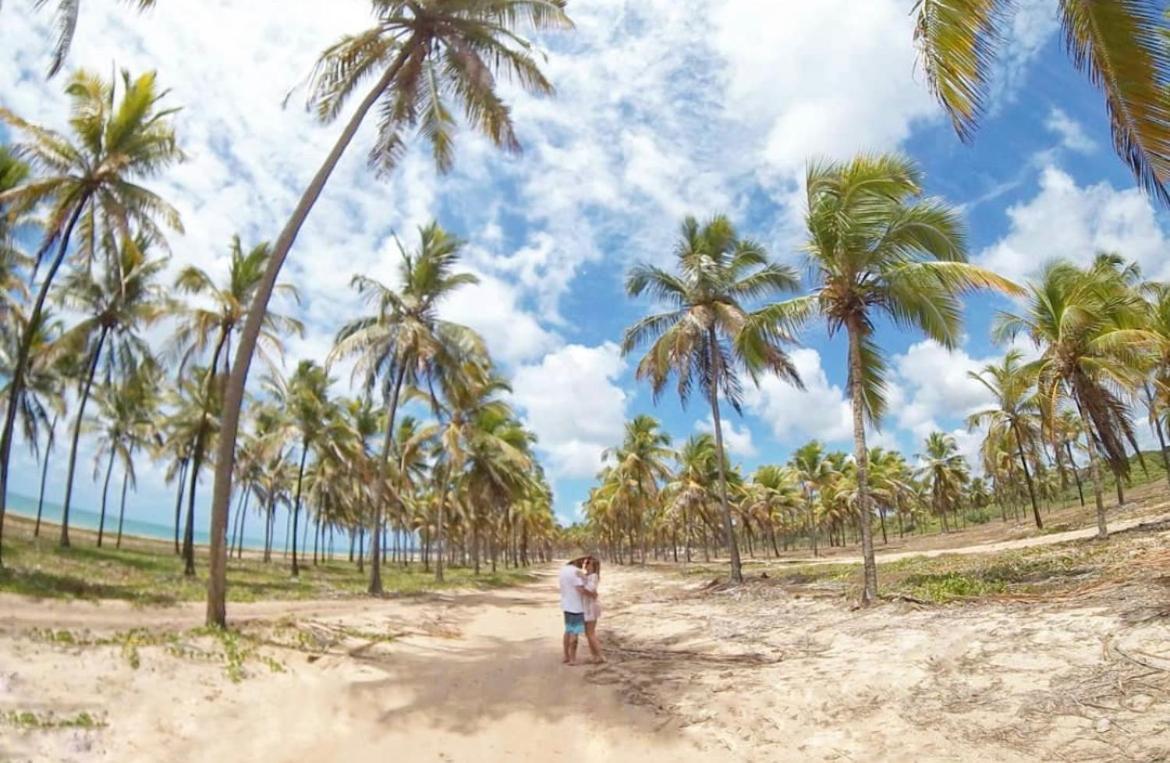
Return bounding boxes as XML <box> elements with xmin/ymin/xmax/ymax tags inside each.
<box><xmin>588</xmin><ymin>557</ymin><xmax>601</xmax><ymax>576</ymax></box>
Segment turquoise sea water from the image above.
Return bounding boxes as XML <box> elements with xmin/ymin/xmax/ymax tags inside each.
<box><xmin>4</xmin><ymin>491</ymin><xmax>271</xmax><ymax>550</ymax></box>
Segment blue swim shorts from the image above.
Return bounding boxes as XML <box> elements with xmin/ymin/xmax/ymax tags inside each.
<box><xmin>563</xmin><ymin>611</ymin><xmax>585</xmax><ymax>635</ymax></box>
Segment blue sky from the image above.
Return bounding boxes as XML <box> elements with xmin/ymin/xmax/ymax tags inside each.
<box><xmin>4</xmin><ymin>0</ymin><xmax>1170</xmax><ymax>528</ymax></box>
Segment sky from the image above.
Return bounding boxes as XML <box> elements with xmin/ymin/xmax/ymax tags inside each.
<box><xmin>3</xmin><ymin>0</ymin><xmax>1170</xmax><ymax>529</ymax></box>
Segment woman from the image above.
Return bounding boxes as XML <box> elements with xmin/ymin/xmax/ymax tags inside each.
<box><xmin>582</xmin><ymin>557</ymin><xmax>605</xmax><ymax>663</ymax></box>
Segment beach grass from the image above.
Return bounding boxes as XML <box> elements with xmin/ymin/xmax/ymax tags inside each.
<box><xmin>0</xmin><ymin>515</ymin><xmax>536</xmax><ymax>606</ymax></box>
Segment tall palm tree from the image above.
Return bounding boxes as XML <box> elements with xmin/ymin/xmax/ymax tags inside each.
<box><xmin>995</xmin><ymin>259</ymin><xmax>1153</xmax><ymax>538</ymax></box>
<box><xmin>0</xmin><ymin>69</ymin><xmax>182</xmax><ymax>546</ymax></box>
<box><xmin>329</xmin><ymin>222</ymin><xmax>480</xmax><ymax>593</ymax></box>
<box><xmin>966</xmin><ymin>349</ymin><xmax>1045</xmax><ymax>528</ymax></box>
<box><xmin>13</xmin><ymin>0</ymin><xmax>160</xmax><ymax>77</ymax></box>
<box><xmin>766</xmin><ymin>154</ymin><xmax>1018</xmax><ymax>605</ymax></box>
<box><xmin>205</xmin><ymin>0</ymin><xmax>572</xmax><ymax>625</ymax></box>
<box><xmin>915</xmin><ymin>1</ymin><xmax>1170</xmax><ymax>202</ymax></box>
<box><xmin>622</xmin><ymin>214</ymin><xmax>803</xmax><ymax>584</ymax></box>
<box><xmin>55</xmin><ymin>236</ymin><xmax>168</xmax><ymax>547</ymax></box>
<box><xmin>1141</xmin><ymin>281</ymin><xmax>1170</xmax><ymax>485</ymax></box>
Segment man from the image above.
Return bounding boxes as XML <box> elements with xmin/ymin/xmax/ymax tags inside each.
<box><xmin>558</xmin><ymin>556</ymin><xmax>589</xmax><ymax>665</ymax></box>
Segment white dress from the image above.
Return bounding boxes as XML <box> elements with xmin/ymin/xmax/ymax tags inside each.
<box><xmin>583</xmin><ymin>573</ymin><xmax>601</xmax><ymax>622</ymax></box>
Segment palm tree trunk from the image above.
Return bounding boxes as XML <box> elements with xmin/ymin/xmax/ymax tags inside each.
<box><xmin>1012</xmin><ymin>422</ymin><xmax>1042</xmax><ymax>529</ymax></box>
<box><xmin>369</xmin><ymin>362</ymin><xmax>406</xmax><ymax>594</ymax></box>
<box><xmin>115</xmin><ymin>467</ymin><xmax>130</xmax><ymax>548</ymax></box>
<box><xmin>173</xmin><ymin>458</ymin><xmax>187</xmax><ymax>554</ymax></box>
<box><xmin>0</xmin><ymin>194</ymin><xmax>90</xmax><ymax>564</ymax></box>
<box><xmin>184</xmin><ymin>432</ymin><xmax>205</xmax><ymax>577</ymax></box>
<box><xmin>1145</xmin><ymin>383</ymin><xmax>1170</xmax><ymax>487</ymax></box>
<box><xmin>706</xmin><ymin>327</ymin><xmax>743</xmax><ymax>584</ymax></box>
<box><xmin>60</xmin><ymin>327</ymin><xmax>108</xmax><ymax>548</ymax></box>
<box><xmin>33</xmin><ymin>416</ymin><xmax>56</xmax><ymax>538</ymax></box>
<box><xmin>1076</xmin><ymin>402</ymin><xmax>1109</xmax><ymax>538</ymax></box>
<box><xmin>290</xmin><ymin>442</ymin><xmax>309</xmax><ymax>577</ymax></box>
<box><xmin>846</xmin><ymin>322</ymin><xmax>878</xmax><ymax>606</ymax></box>
<box><xmin>97</xmin><ymin>448</ymin><xmax>116</xmax><ymax>547</ymax></box>
<box><xmin>1065</xmin><ymin>441</ymin><xmax>1086</xmax><ymax>506</ymax></box>
<box><xmin>204</xmin><ymin>47</ymin><xmax>415</xmax><ymax>627</ymax></box>
<box><xmin>435</xmin><ymin>469</ymin><xmax>450</xmax><ymax>583</ymax></box>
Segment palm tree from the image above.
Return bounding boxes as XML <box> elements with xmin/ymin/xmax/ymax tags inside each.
<box><xmin>622</xmin><ymin>214</ymin><xmax>803</xmax><ymax>584</ymax></box>
<box><xmin>168</xmin><ymin>366</ymin><xmax>222</xmax><ymax>575</ymax></box>
<box><xmin>601</xmin><ymin>416</ymin><xmax>673</xmax><ymax>565</ymax></box>
<box><xmin>172</xmin><ymin>236</ymin><xmax>303</xmax><ymax>380</ymax></box>
<box><xmin>17</xmin><ymin>0</ymin><xmax>160</xmax><ymax>77</ymax></box>
<box><xmin>1141</xmin><ymin>282</ymin><xmax>1170</xmax><ymax>485</ymax></box>
<box><xmin>966</xmin><ymin>350</ymin><xmax>1045</xmax><ymax>528</ymax></box>
<box><xmin>916</xmin><ymin>432</ymin><xmax>969</xmax><ymax>533</ymax></box>
<box><xmin>995</xmin><ymin>259</ymin><xmax>1153</xmax><ymax>538</ymax></box>
<box><xmin>0</xmin><ymin>69</ymin><xmax>182</xmax><ymax>543</ymax></box>
<box><xmin>766</xmin><ymin>154</ymin><xmax>1017</xmax><ymax>605</ymax></box>
<box><xmin>789</xmin><ymin>441</ymin><xmax>836</xmax><ymax>557</ymax></box>
<box><xmin>91</xmin><ymin>366</ymin><xmax>156</xmax><ymax>547</ymax></box>
<box><xmin>915</xmin><ymin>1</ymin><xmax>1170</xmax><ymax>203</ymax></box>
<box><xmin>205</xmin><ymin>0</ymin><xmax>572</xmax><ymax>625</ymax></box>
<box><xmin>55</xmin><ymin>236</ymin><xmax>168</xmax><ymax>547</ymax></box>
<box><xmin>268</xmin><ymin>360</ymin><xmax>333</xmax><ymax>577</ymax></box>
<box><xmin>329</xmin><ymin>222</ymin><xmax>480</xmax><ymax>593</ymax></box>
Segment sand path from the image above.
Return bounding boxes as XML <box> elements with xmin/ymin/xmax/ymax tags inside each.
<box><xmin>0</xmin><ymin>571</ymin><xmax>705</xmax><ymax>762</ymax></box>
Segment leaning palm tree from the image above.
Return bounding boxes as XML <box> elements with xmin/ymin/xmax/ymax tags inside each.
<box><xmin>205</xmin><ymin>0</ymin><xmax>573</xmax><ymax>625</ymax></box>
<box><xmin>0</xmin><ymin>68</ymin><xmax>182</xmax><ymax>542</ymax></box>
<box><xmin>168</xmin><ymin>365</ymin><xmax>222</xmax><ymax>575</ymax></box>
<box><xmin>11</xmin><ymin>0</ymin><xmax>160</xmax><ymax>77</ymax></box>
<box><xmin>328</xmin><ymin>222</ymin><xmax>480</xmax><ymax>593</ymax></box>
<box><xmin>764</xmin><ymin>154</ymin><xmax>1019</xmax><ymax>605</ymax></box>
<box><xmin>995</xmin><ymin>259</ymin><xmax>1154</xmax><ymax>538</ymax></box>
<box><xmin>966</xmin><ymin>350</ymin><xmax>1045</xmax><ymax>528</ymax></box>
<box><xmin>55</xmin><ymin>235</ymin><xmax>168</xmax><ymax>547</ymax></box>
<box><xmin>915</xmin><ymin>1</ymin><xmax>1170</xmax><ymax>202</ymax></box>
<box><xmin>622</xmin><ymin>214</ymin><xmax>803</xmax><ymax>584</ymax></box>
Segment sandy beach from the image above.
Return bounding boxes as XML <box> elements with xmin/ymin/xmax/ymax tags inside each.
<box><xmin>3</xmin><ymin>511</ymin><xmax>1169</xmax><ymax>763</ymax></box>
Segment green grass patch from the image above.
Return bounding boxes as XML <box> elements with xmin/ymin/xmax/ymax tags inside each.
<box><xmin>0</xmin><ymin>522</ymin><xmax>535</xmax><ymax>605</ymax></box>
<box><xmin>2</xmin><ymin>710</ymin><xmax>106</xmax><ymax>730</ymax></box>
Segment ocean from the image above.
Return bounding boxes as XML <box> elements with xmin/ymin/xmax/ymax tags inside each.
<box><xmin>4</xmin><ymin>491</ymin><xmax>273</xmax><ymax>550</ymax></box>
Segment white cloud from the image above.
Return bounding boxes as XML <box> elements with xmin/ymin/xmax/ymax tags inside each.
<box><xmin>440</xmin><ymin>271</ymin><xmax>560</xmax><ymax>367</ymax></box>
<box><xmin>743</xmin><ymin>348</ymin><xmax>853</xmax><ymax>445</ymax></box>
<box><xmin>978</xmin><ymin>165</ymin><xmax>1170</xmax><ymax>283</ymax></box>
<box><xmin>511</xmin><ymin>343</ymin><xmax>628</xmax><ymax>479</ymax></box>
<box><xmin>1045</xmin><ymin>108</ymin><xmax>1096</xmax><ymax>154</ymax></box>
<box><xmin>890</xmin><ymin>340</ymin><xmax>997</xmax><ymax>441</ymax></box>
<box><xmin>696</xmin><ymin>415</ymin><xmax>757</xmax><ymax>458</ymax></box>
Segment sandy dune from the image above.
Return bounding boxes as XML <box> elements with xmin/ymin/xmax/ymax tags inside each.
<box><xmin>2</xmin><ymin>521</ymin><xmax>1169</xmax><ymax>762</ymax></box>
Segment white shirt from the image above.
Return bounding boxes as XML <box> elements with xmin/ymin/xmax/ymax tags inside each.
<box><xmin>559</xmin><ymin>564</ymin><xmax>585</xmax><ymax>613</ymax></box>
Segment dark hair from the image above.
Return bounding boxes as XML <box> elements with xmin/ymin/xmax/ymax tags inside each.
<box><xmin>588</xmin><ymin>558</ymin><xmax>601</xmax><ymax>576</ymax></box>
<box><xmin>568</xmin><ymin>556</ymin><xmax>587</xmax><ymax>568</ymax></box>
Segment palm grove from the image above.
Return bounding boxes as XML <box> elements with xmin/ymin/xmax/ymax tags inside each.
<box><xmin>2</xmin><ymin>0</ymin><xmax>1170</xmax><ymax>622</ymax></box>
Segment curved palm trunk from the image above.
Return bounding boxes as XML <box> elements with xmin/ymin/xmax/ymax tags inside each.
<box><xmin>0</xmin><ymin>195</ymin><xmax>90</xmax><ymax>564</ymax></box>
<box><xmin>115</xmin><ymin>468</ymin><xmax>129</xmax><ymax>548</ymax></box>
<box><xmin>60</xmin><ymin>327</ymin><xmax>108</xmax><ymax>548</ymax></box>
<box><xmin>846</xmin><ymin>323</ymin><xmax>878</xmax><ymax>606</ymax></box>
<box><xmin>173</xmin><ymin>458</ymin><xmax>188</xmax><ymax>554</ymax></box>
<box><xmin>34</xmin><ymin>416</ymin><xmax>57</xmax><ymax>537</ymax></box>
<box><xmin>1065</xmin><ymin>441</ymin><xmax>1086</xmax><ymax>506</ymax></box>
<box><xmin>96</xmin><ymin>448</ymin><xmax>116</xmax><ymax>547</ymax></box>
<box><xmin>290</xmin><ymin>443</ymin><xmax>309</xmax><ymax>577</ymax></box>
<box><xmin>205</xmin><ymin>48</ymin><xmax>413</xmax><ymax>627</ymax></box>
<box><xmin>706</xmin><ymin>327</ymin><xmax>743</xmax><ymax>584</ymax></box>
<box><xmin>1012</xmin><ymin>422</ymin><xmax>1042</xmax><ymax>529</ymax></box>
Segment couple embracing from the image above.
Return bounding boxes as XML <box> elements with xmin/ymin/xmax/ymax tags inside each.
<box><xmin>558</xmin><ymin>556</ymin><xmax>604</xmax><ymax>665</ymax></box>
